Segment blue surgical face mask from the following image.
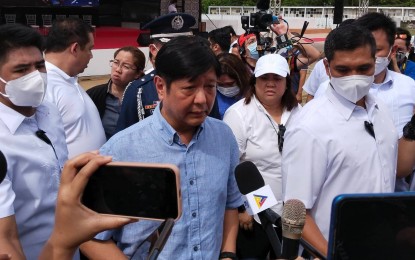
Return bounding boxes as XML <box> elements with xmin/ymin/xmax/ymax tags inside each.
<box><xmin>247</xmin><ymin>42</ymin><xmax>259</xmax><ymax>60</ymax></box>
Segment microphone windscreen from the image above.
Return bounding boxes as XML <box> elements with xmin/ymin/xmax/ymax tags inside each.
<box><xmin>282</xmin><ymin>199</ymin><xmax>306</xmax><ymax>240</ymax></box>
<box><xmin>0</xmin><ymin>150</ymin><xmax>7</xmax><ymax>184</ymax></box>
<box><xmin>235</xmin><ymin>161</ymin><xmax>265</xmax><ymax>195</ymax></box>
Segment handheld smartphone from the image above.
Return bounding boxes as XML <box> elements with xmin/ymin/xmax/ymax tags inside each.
<box><xmin>81</xmin><ymin>162</ymin><xmax>182</xmax><ymax>221</ymax></box>
<box><xmin>328</xmin><ymin>192</ymin><xmax>415</xmax><ymax>260</ymax></box>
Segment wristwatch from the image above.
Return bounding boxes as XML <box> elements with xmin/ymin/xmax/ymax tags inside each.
<box><xmin>237</xmin><ymin>204</ymin><xmax>246</xmax><ymax>213</ymax></box>
<box><xmin>219</xmin><ymin>251</ymin><xmax>237</xmax><ymax>260</ymax></box>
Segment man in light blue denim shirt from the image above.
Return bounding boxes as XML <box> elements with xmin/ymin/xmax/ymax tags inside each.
<box><xmin>80</xmin><ymin>36</ymin><xmax>243</xmax><ymax>260</ymax></box>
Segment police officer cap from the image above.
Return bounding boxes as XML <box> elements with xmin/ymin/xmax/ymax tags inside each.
<box><xmin>142</xmin><ymin>13</ymin><xmax>196</xmax><ymax>43</ymax></box>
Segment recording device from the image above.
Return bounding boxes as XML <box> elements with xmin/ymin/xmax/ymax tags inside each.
<box><xmin>240</xmin><ymin>0</ymin><xmax>280</xmax><ymax>57</ymax></box>
<box><xmin>281</xmin><ymin>199</ymin><xmax>306</xmax><ymax>260</ymax></box>
<box><xmin>235</xmin><ymin>161</ymin><xmax>282</xmax><ymax>258</ymax></box>
<box><xmin>0</xmin><ymin>150</ymin><xmax>7</xmax><ymax>184</ymax></box>
<box><xmin>328</xmin><ymin>193</ymin><xmax>415</xmax><ymax>259</ymax></box>
<box><xmin>81</xmin><ymin>162</ymin><xmax>182</xmax><ymax>221</ymax></box>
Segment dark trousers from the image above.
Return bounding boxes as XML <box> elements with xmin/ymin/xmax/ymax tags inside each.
<box><xmin>236</xmin><ymin>221</ymin><xmax>282</xmax><ymax>260</ymax></box>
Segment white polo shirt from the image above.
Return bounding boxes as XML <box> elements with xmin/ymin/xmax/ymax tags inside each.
<box><xmin>302</xmin><ymin>59</ymin><xmax>329</xmax><ymax>96</ymax></box>
<box><xmin>370</xmin><ymin>69</ymin><xmax>415</xmax><ymax>138</ymax></box>
<box><xmin>0</xmin><ymin>101</ymin><xmax>68</xmax><ymax>259</ymax></box>
<box><xmin>283</xmin><ymin>86</ymin><xmax>398</xmax><ymax>240</ymax></box>
<box><xmin>45</xmin><ymin>61</ymin><xmax>106</xmax><ymax>158</ymax></box>
<box><xmin>224</xmin><ymin>95</ymin><xmax>301</xmax><ymax>215</ymax></box>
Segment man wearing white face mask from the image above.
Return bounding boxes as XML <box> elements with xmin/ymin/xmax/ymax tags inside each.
<box><xmin>355</xmin><ymin>13</ymin><xmax>415</xmax><ymax>192</ymax></box>
<box><xmin>0</xmin><ymin>24</ymin><xmax>69</xmax><ymax>259</ymax></box>
<box><xmin>283</xmin><ymin>24</ymin><xmax>398</xmax><ymax>256</ymax></box>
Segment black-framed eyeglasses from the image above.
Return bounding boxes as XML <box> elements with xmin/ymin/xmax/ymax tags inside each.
<box><xmin>109</xmin><ymin>60</ymin><xmax>137</xmax><ymax>71</ymax></box>
<box><xmin>277</xmin><ymin>124</ymin><xmax>286</xmax><ymax>153</ymax></box>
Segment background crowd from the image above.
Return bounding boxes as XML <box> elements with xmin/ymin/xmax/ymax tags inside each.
<box><xmin>1</xmin><ymin>9</ymin><xmax>415</xmax><ymax>260</ymax></box>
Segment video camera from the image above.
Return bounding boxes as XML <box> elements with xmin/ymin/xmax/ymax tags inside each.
<box><xmin>240</xmin><ymin>0</ymin><xmax>291</xmax><ymax>57</ymax></box>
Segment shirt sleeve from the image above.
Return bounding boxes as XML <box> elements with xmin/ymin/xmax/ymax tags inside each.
<box><xmin>0</xmin><ymin>175</ymin><xmax>15</xmax><ymax>218</ymax></box>
<box><xmin>223</xmin><ymin>107</ymin><xmax>247</xmax><ymax>159</ymax></box>
<box><xmin>282</xmin><ymin>126</ymin><xmax>328</xmax><ymax>209</ymax></box>
<box><xmin>225</xmin><ymin>127</ymin><xmax>244</xmax><ymax>209</ymax></box>
<box><xmin>303</xmin><ymin>60</ymin><xmax>327</xmax><ymax>96</ymax></box>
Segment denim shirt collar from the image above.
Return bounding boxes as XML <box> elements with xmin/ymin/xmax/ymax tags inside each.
<box><xmin>152</xmin><ymin>103</ymin><xmax>204</xmax><ymax>146</ymax></box>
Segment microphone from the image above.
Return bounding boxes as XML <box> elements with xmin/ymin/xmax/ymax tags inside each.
<box><xmin>235</xmin><ymin>161</ymin><xmax>282</xmax><ymax>258</ymax></box>
<box><xmin>299</xmin><ymin>21</ymin><xmax>309</xmax><ymax>38</ymax></box>
<box><xmin>0</xmin><ymin>150</ymin><xmax>7</xmax><ymax>184</ymax></box>
<box><xmin>281</xmin><ymin>199</ymin><xmax>306</xmax><ymax>260</ymax></box>
<box><xmin>364</xmin><ymin>121</ymin><xmax>375</xmax><ymax>139</ymax></box>
<box><xmin>36</xmin><ymin>129</ymin><xmax>58</xmax><ymax>160</ymax></box>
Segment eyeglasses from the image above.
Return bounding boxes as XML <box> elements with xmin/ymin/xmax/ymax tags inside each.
<box><xmin>109</xmin><ymin>60</ymin><xmax>137</xmax><ymax>71</ymax></box>
<box><xmin>396</xmin><ymin>34</ymin><xmax>409</xmax><ymax>40</ymax></box>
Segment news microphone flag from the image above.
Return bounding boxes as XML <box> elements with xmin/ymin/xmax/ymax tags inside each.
<box><xmin>243</xmin><ymin>184</ymin><xmax>278</xmax><ymax>215</ymax></box>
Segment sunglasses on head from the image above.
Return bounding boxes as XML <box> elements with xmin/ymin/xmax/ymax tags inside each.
<box><xmin>396</xmin><ymin>34</ymin><xmax>409</xmax><ymax>40</ymax></box>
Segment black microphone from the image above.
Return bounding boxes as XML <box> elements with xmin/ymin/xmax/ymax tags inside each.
<box><xmin>36</xmin><ymin>129</ymin><xmax>58</xmax><ymax>161</ymax></box>
<box><xmin>0</xmin><ymin>150</ymin><xmax>7</xmax><ymax>184</ymax></box>
<box><xmin>364</xmin><ymin>121</ymin><xmax>375</xmax><ymax>139</ymax></box>
<box><xmin>235</xmin><ymin>161</ymin><xmax>282</xmax><ymax>258</ymax></box>
<box><xmin>281</xmin><ymin>199</ymin><xmax>306</xmax><ymax>260</ymax></box>
<box><xmin>36</xmin><ymin>129</ymin><xmax>52</xmax><ymax>145</ymax></box>
<box><xmin>299</xmin><ymin>21</ymin><xmax>309</xmax><ymax>38</ymax></box>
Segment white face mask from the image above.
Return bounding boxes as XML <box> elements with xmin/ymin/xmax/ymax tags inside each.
<box><xmin>329</xmin><ymin>69</ymin><xmax>374</xmax><ymax>103</ymax></box>
<box><xmin>217</xmin><ymin>85</ymin><xmax>240</xmax><ymax>97</ymax></box>
<box><xmin>0</xmin><ymin>70</ymin><xmax>47</xmax><ymax>107</ymax></box>
<box><xmin>374</xmin><ymin>48</ymin><xmax>392</xmax><ymax>75</ymax></box>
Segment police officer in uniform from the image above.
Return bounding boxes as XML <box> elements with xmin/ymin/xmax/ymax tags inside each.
<box><xmin>116</xmin><ymin>13</ymin><xmax>220</xmax><ymax>132</ymax></box>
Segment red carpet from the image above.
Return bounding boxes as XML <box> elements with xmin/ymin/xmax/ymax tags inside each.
<box><xmin>94</xmin><ymin>27</ymin><xmax>140</xmax><ymax>49</ymax></box>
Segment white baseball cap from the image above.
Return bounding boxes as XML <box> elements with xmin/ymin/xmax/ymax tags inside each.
<box><xmin>254</xmin><ymin>54</ymin><xmax>290</xmax><ymax>78</ymax></box>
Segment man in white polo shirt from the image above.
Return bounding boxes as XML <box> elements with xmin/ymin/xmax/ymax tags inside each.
<box><xmin>45</xmin><ymin>17</ymin><xmax>105</xmax><ymax>159</ymax></box>
<box><xmin>0</xmin><ymin>23</ymin><xmax>68</xmax><ymax>259</ymax></box>
<box><xmin>283</xmin><ymin>24</ymin><xmax>398</xmax><ymax>256</ymax></box>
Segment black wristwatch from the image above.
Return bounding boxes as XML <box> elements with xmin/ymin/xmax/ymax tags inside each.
<box><xmin>237</xmin><ymin>204</ymin><xmax>246</xmax><ymax>213</ymax></box>
<box><xmin>219</xmin><ymin>251</ymin><xmax>237</xmax><ymax>260</ymax></box>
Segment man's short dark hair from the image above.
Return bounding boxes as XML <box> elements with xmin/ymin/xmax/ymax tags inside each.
<box><xmin>45</xmin><ymin>17</ymin><xmax>93</xmax><ymax>53</ymax></box>
<box><xmin>222</xmin><ymin>25</ymin><xmax>236</xmax><ymax>37</ymax></box>
<box><xmin>208</xmin><ymin>27</ymin><xmax>231</xmax><ymax>52</ymax></box>
<box><xmin>155</xmin><ymin>36</ymin><xmax>221</xmax><ymax>89</ymax></box>
<box><xmin>354</xmin><ymin>12</ymin><xmax>396</xmax><ymax>48</ymax></box>
<box><xmin>324</xmin><ymin>24</ymin><xmax>376</xmax><ymax>63</ymax></box>
<box><xmin>0</xmin><ymin>24</ymin><xmax>43</xmax><ymax>65</ymax></box>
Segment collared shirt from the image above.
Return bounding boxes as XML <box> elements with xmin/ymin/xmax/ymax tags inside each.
<box><xmin>0</xmin><ymin>101</ymin><xmax>68</xmax><ymax>259</ymax></box>
<box><xmin>96</xmin><ymin>104</ymin><xmax>243</xmax><ymax>259</ymax></box>
<box><xmin>370</xmin><ymin>69</ymin><xmax>415</xmax><ymax>138</ymax></box>
<box><xmin>283</xmin><ymin>86</ymin><xmax>398</xmax><ymax>240</ymax></box>
<box><xmin>302</xmin><ymin>59</ymin><xmax>329</xmax><ymax>96</ymax></box>
<box><xmin>313</xmin><ymin>70</ymin><xmax>415</xmax><ymax>138</ymax></box>
<box><xmin>224</xmin><ymin>95</ymin><xmax>300</xmax><ymax>215</ymax></box>
<box><xmin>45</xmin><ymin>61</ymin><xmax>106</xmax><ymax>158</ymax></box>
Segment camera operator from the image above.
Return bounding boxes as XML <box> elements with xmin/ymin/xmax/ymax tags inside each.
<box><xmin>269</xmin><ymin>15</ymin><xmax>320</xmax><ymax>73</ymax></box>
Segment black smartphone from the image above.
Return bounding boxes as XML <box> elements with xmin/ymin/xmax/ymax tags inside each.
<box><xmin>328</xmin><ymin>192</ymin><xmax>415</xmax><ymax>260</ymax></box>
<box><xmin>81</xmin><ymin>162</ymin><xmax>182</xmax><ymax>221</ymax></box>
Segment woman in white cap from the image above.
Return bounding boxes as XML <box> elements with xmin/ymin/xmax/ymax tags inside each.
<box><xmin>223</xmin><ymin>53</ymin><xmax>301</xmax><ymax>259</ymax></box>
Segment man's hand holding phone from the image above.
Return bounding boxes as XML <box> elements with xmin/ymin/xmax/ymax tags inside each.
<box><xmin>40</xmin><ymin>152</ymin><xmax>137</xmax><ymax>260</ymax></box>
